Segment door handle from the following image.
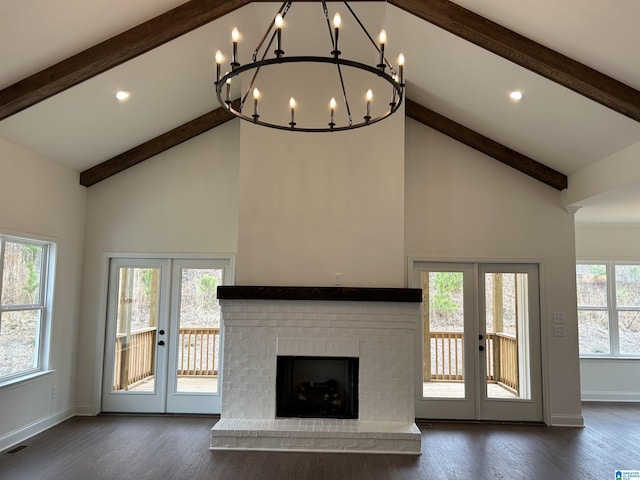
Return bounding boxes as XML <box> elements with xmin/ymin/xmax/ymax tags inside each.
<box><xmin>158</xmin><ymin>340</ymin><xmax>165</xmax><ymax>346</ymax></box>
<box><xmin>479</xmin><ymin>334</ymin><xmax>484</xmax><ymax>340</ymax></box>
<box><xmin>159</xmin><ymin>329</ymin><xmax>165</xmax><ymax>335</ymax></box>
<box><xmin>479</xmin><ymin>345</ymin><xmax>484</xmax><ymax>351</ymax></box>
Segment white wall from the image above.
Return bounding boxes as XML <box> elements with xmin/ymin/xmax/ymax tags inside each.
<box><xmin>73</xmin><ymin>113</ymin><xmax>583</xmax><ymax>423</ymax></box>
<box><xmin>405</xmin><ymin>119</ymin><xmax>583</xmax><ymax>426</ymax></box>
<box><xmin>236</xmin><ymin>98</ymin><xmax>405</xmax><ymax>287</ymax></box>
<box><xmin>575</xmin><ymin>224</ymin><xmax>640</xmax><ymax>401</ymax></box>
<box><xmin>0</xmin><ymin>138</ymin><xmax>86</xmax><ymax>450</ymax></box>
<box><xmin>75</xmin><ymin>122</ymin><xmax>240</xmax><ymax>414</ymax></box>
<box><xmin>0</xmin><ymin>109</ymin><xmax>588</xmax><ymax>432</ymax></box>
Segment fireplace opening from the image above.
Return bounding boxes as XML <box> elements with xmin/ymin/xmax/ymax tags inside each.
<box><xmin>276</xmin><ymin>356</ymin><xmax>359</xmax><ymax>419</ymax></box>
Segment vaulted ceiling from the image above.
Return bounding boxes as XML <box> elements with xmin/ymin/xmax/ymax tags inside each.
<box><xmin>1</xmin><ymin>0</ymin><xmax>639</xmax><ymax>224</ymax></box>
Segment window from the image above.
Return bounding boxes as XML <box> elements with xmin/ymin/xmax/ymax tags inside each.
<box><xmin>0</xmin><ymin>235</ymin><xmax>54</xmax><ymax>383</ymax></box>
<box><xmin>576</xmin><ymin>262</ymin><xmax>640</xmax><ymax>357</ymax></box>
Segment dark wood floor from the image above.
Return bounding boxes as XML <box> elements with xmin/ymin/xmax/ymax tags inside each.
<box><xmin>1</xmin><ymin>403</ymin><xmax>638</xmax><ymax>479</ymax></box>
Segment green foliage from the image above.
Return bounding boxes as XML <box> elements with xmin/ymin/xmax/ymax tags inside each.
<box><xmin>21</xmin><ymin>245</ymin><xmax>41</xmax><ymax>300</ymax></box>
<box><xmin>587</xmin><ymin>264</ymin><xmax>606</xmax><ymax>276</ymax></box>
<box><xmin>140</xmin><ymin>269</ymin><xmax>153</xmax><ymax>296</ymax></box>
<box><xmin>430</xmin><ymin>272</ymin><xmax>463</xmax><ymax>316</ymax></box>
<box><xmin>199</xmin><ymin>274</ymin><xmax>218</xmax><ymax>302</ymax></box>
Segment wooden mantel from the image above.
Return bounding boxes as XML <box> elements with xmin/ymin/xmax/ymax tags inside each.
<box><xmin>217</xmin><ymin>286</ymin><xmax>422</xmax><ymax>303</ymax></box>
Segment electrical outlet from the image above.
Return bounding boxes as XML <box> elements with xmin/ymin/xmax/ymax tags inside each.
<box><xmin>333</xmin><ymin>273</ymin><xmax>343</xmax><ymax>285</ymax></box>
<box><xmin>51</xmin><ymin>385</ymin><xmax>58</xmax><ymax>399</ymax></box>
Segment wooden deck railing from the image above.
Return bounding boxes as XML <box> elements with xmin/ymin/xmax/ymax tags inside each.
<box><xmin>113</xmin><ymin>327</ymin><xmax>219</xmax><ymax>390</ymax></box>
<box><xmin>114</xmin><ymin>327</ymin><xmax>156</xmax><ymax>390</ymax></box>
<box><xmin>430</xmin><ymin>332</ymin><xmax>464</xmax><ymax>380</ymax></box>
<box><xmin>493</xmin><ymin>333</ymin><xmax>518</xmax><ymax>390</ymax></box>
<box><xmin>177</xmin><ymin>327</ymin><xmax>220</xmax><ymax>376</ymax></box>
<box><xmin>427</xmin><ymin>331</ymin><xmax>518</xmax><ymax>393</ymax></box>
<box><xmin>114</xmin><ymin>328</ymin><xmax>514</xmax><ymax>391</ymax></box>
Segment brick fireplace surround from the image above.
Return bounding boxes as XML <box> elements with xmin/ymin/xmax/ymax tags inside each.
<box><xmin>210</xmin><ymin>286</ymin><xmax>422</xmax><ymax>454</ymax></box>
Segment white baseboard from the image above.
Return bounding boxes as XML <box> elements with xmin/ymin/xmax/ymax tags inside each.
<box><xmin>0</xmin><ymin>408</ymin><xmax>73</xmax><ymax>452</ymax></box>
<box><xmin>550</xmin><ymin>414</ymin><xmax>584</xmax><ymax>427</ymax></box>
<box><xmin>581</xmin><ymin>391</ymin><xmax>640</xmax><ymax>402</ymax></box>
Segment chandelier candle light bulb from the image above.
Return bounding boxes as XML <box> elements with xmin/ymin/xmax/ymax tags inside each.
<box><xmin>252</xmin><ymin>88</ymin><xmax>260</xmax><ymax>121</ymax></box>
<box><xmin>378</xmin><ymin>29</ymin><xmax>386</xmax><ymax>70</ymax></box>
<box><xmin>398</xmin><ymin>53</ymin><xmax>405</xmax><ymax>85</ymax></box>
<box><xmin>332</xmin><ymin>13</ymin><xmax>341</xmax><ymax>56</ymax></box>
<box><xmin>275</xmin><ymin>14</ymin><xmax>284</xmax><ymax>57</ymax></box>
<box><xmin>289</xmin><ymin>97</ymin><xmax>296</xmax><ymax>128</ymax></box>
<box><xmin>329</xmin><ymin>97</ymin><xmax>337</xmax><ymax>128</ymax></box>
<box><xmin>231</xmin><ymin>28</ymin><xmax>240</xmax><ymax>68</ymax></box>
<box><xmin>225</xmin><ymin>77</ymin><xmax>231</xmax><ymax>103</ymax></box>
<box><xmin>215</xmin><ymin>50</ymin><xmax>223</xmax><ymax>83</ymax></box>
<box><xmin>365</xmin><ymin>88</ymin><xmax>373</xmax><ymax>123</ymax></box>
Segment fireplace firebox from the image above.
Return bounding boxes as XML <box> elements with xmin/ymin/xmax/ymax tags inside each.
<box><xmin>276</xmin><ymin>356</ymin><xmax>359</xmax><ymax>419</ymax></box>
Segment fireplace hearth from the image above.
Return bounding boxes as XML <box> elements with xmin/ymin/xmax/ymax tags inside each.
<box><xmin>210</xmin><ymin>286</ymin><xmax>422</xmax><ymax>454</ymax></box>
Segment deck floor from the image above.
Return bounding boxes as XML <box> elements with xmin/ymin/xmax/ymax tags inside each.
<box><xmin>423</xmin><ymin>381</ymin><xmax>518</xmax><ymax>399</ymax></box>
<box><xmin>127</xmin><ymin>376</ymin><xmax>219</xmax><ymax>393</ymax></box>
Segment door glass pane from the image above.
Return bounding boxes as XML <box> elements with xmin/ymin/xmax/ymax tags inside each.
<box><xmin>484</xmin><ymin>273</ymin><xmax>530</xmax><ymax>400</ymax></box>
<box><xmin>175</xmin><ymin>268</ymin><xmax>222</xmax><ymax>394</ymax></box>
<box><xmin>422</xmin><ymin>271</ymin><xmax>465</xmax><ymax>398</ymax></box>
<box><xmin>111</xmin><ymin>267</ymin><xmax>160</xmax><ymax>392</ymax></box>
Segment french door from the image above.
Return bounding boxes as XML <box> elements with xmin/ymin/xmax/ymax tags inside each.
<box><xmin>101</xmin><ymin>257</ymin><xmax>231</xmax><ymax>414</ymax></box>
<box><xmin>413</xmin><ymin>262</ymin><xmax>543</xmax><ymax>422</ymax></box>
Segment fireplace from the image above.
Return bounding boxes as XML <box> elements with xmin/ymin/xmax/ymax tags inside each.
<box><xmin>210</xmin><ymin>286</ymin><xmax>422</xmax><ymax>454</ymax></box>
<box><xmin>276</xmin><ymin>356</ymin><xmax>359</xmax><ymax>419</ymax></box>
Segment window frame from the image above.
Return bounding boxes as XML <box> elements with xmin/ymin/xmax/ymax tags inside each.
<box><xmin>577</xmin><ymin>261</ymin><xmax>640</xmax><ymax>358</ymax></box>
<box><xmin>0</xmin><ymin>234</ymin><xmax>55</xmax><ymax>386</ymax></box>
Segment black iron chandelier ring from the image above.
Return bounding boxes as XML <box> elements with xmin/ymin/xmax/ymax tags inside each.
<box><xmin>215</xmin><ymin>55</ymin><xmax>404</xmax><ymax>132</ymax></box>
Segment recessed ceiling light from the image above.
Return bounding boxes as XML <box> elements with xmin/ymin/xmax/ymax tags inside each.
<box><xmin>509</xmin><ymin>90</ymin><xmax>524</xmax><ymax>102</ymax></box>
<box><xmin>115</xmin><ymin>91</ymin><xmax>130</xmax><ymax>101</ymax></box>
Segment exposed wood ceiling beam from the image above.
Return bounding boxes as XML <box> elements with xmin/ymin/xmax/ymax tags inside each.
<box><xmin>3</xmin><ymin>0</ymin><xmax>639</xmax><ymax>123</ymax></box>
<box><xmin>82</xmin><ymin>99</ymin><xmax>566</xmax><ymax>190</ymax></box>
<box><xmin>390</xmin><ymin>0</ymin><xmax>640</xmax><ymax>123</ymax></box>
<box><xmin>80</xmin><ymin>105</ymin><xmax>235</xmax><ymax>187</ymax></box>
<box><xmin>0</xmin><ymin>0</ymin><xmax>252</xmax><ymax>121</ymax></box>
<box><xmin>0</xmin><ymin>0</ymin><xmax>603</xmax><ymax>190</ymax></box>
<box><xmin>406</xmin><ymin>99</ymin><xmax>568</xmax><ymax>190</ymax></box>
<box><xmin>0</xmin><ymin>0</ymin><xmax>376</xmax><ymax>121</ymax></box>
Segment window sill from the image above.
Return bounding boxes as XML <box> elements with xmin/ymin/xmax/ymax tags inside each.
<box><xmin>579</xmin><ymin>356</ymin><xmax>640</xmax><ymax>361</ymax></box>
<box><xmin>0</xmin><ymin>370</ymin><xmax>56</xmax><ymax>392</ymax></box>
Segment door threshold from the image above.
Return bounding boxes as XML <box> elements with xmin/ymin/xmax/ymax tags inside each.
<box><xmin>415</xmin><ymin>418</ymin><xmax>545</xmax><ymax>426</ymax></box>
<box><xmin>98</xmin><ymin>412</ymin><xmax>220</xmax><ymax>418</ymax></box>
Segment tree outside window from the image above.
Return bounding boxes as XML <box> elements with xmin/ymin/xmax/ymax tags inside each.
<box><xmin>0</xmin><ymin>236</ymin><xmax>52</xmax><ymax>382</ymax></box>
<box><xmin>576</xmin><ymin>262</ymin><xmax>640</xmax><ymax>357</ymax></box>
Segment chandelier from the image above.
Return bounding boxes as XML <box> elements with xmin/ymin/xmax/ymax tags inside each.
<box><xmin>214</xmin><ymin>1</ymin><xmax>405</xmax><ymax>132</ymax></box>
